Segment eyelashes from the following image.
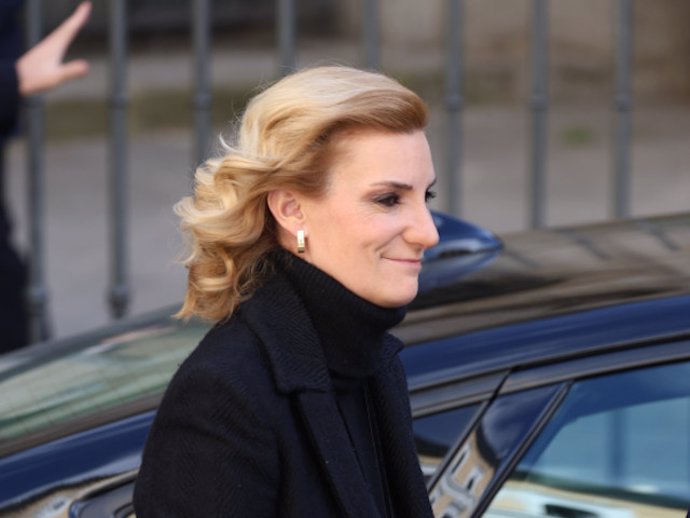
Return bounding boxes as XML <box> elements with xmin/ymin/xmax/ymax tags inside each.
<box><xmin>375</xmin><ymin>193</ymin><xmax>402</xmax><ymax>207</ymax></box>
<box><xmin>374</xmin><ymin>189</ymin><xmax>437</xmax><ymax>208</ymax></box>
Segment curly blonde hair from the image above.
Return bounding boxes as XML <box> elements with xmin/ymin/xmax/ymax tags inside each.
<box><xmin>176</xmin><ymin>66</ymin><xmax>428</xmax><ymax>322</ymax></box>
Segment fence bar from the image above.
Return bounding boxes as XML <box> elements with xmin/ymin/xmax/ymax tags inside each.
<box><xmin>277</xmin><ymin>0</ymin><xmax>297</xmax><ymax>75</ymax></box>
<box><xmin>25</xmin><ymin>0</ymin><xmax>49</xmax><ymax>342</ymax></box>
<box><xmin>192</xmin><ymin>0</ymin><xmax>213</xmax><ymax>167</ymax></box>
<box><xmin>108</xmin><ymin>0</ymin><xmax>129</xmax><ymax>318</ymax></box>
<box><xmin>613</xmin><ymin>0</ymin><xmax>633</xmax><ymax>218</ymax></box>
<box><xmin>529</xmin><ymin>0</ymin><xmax>549</xmax><ymax>228</ymax></box>
<box><xmin>362</xmin><ymin>0</ymin><xmax>381</xmax><ymax>70</ymax></box>
<box><xmin>445</xmin><ymin>0</ymin><xmax>464</xmax><ymax>216</ymax></box>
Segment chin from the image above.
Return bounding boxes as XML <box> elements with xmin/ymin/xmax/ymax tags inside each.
<box><xmin>375</xmin><ymin>290</ymin><xmax>418</xmax><ymax>308</ymax></box>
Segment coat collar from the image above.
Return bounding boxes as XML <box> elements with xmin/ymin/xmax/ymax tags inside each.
<box><xmin>239</xmin><ymin>272</ymin><xmax>429</xmax><ymax>518</ymax></box>
<box><xmin>295</xmin><ymin>353</ymin><xmax>433</xmax><ymax>518</ymax></box>
<box><xmin>240</xmin><ymin>274</ymin><xmax>381</xmax><ymax>517</ymax></box>
<box><xmin>239</xmin><ymin>272</ymin><xmax>401</xmax><ymax>394</ymax></box>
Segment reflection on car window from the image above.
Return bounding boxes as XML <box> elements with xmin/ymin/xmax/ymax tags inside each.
<box><xmin>484</xmin><ymin>360</ymin><xmax>690</xmax><ymax>518</ymax></box>
<box><xmin>430</xmin><ymin>385</ymin><xmax>560</xmax><ymax>518</ymax></box>
<box><xmin>414</xmin><ymin>405</ymin><xmax>479</xmax><ymax>479</ymax></box>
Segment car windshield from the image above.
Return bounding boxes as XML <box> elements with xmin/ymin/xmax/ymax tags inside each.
<box><xmin>0</xmin><ymin>316</ymin><xmax>207</xmax><ymax>455</ymax></box>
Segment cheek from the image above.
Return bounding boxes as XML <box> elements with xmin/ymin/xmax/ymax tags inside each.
<box><xmin>310</xmin><ymin>210</ymin><xmax>352</xmax><ymax>250</ymax></box>
<box><xmin>306</xmin><ymin>209</ymin><xmax>361</xmax><ymax>274</ymax></box>
<box><xmin>315</xmin><ymin>220</ymin><xmax>378</xmax><ymax>278</ymax></box>
<box><xmin>311</xmin><ymin>205</ymin><xmax>360</xmax><ymax>247</ymax></box>
<box><xmin>359</xmin><ymin>219</ymin><xmax>402</xmax><ymax>251</ymax></box>
<box><xmin>308</xmin><ymin>205</ymin><xmax>402</xmax><ymax>275</ymax></box>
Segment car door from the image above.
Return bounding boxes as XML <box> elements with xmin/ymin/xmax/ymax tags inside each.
<box><xmin>427</xmin><ymin>336</ymin><xmax>690</xmax><ymax>518</ymax></box>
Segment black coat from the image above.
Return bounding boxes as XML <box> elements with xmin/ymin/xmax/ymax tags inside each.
<box><xmin>134</xmin><ymin>272</ymin><xmax>433</xmax><ymax>518</ymax></box>
<box><xmin>0</xmin><ymin>0</ymin><xmax>22</xmax><ymax>139</ymax></box>
<box><xmin>0</xmin><ymin>0</ymin><xmax>28</xmax><ymax>353</ymax></box>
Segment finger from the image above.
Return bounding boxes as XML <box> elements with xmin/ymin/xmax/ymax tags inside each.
<box><xmin>51</xmin><ymin>2</ymin><xmax>92</xmax><ymax>47</ymax></box>
<box><xmin>58</xmin><ymin>59</ymin><xmax>91</xmax><ymax>85</ymax></box>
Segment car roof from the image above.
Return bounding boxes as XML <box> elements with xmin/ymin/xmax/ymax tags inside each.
<box><xmin>402</xmin><ymin>293</ymin><xmax>690</xmax><ymax>389</ymax></box>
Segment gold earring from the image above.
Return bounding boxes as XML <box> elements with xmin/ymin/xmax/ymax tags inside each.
<box><xmin>296</xmin><ymin>230</ymin><xmax>305</xmax><ymax>253</ymax></box>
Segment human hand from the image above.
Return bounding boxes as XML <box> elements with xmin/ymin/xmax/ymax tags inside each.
<box><xmin>15</xmin><ymin>2</ymin><xmax>92</xmax><ymax>96</ymax></box>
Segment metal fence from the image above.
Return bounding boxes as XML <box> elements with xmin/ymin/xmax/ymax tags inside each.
<box><xmin>23</xmin><ymin>0</ymin><xmax>634</xmax><ymax>341</ymax></box>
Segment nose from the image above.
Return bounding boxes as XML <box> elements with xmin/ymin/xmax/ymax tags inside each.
<box><xmin>405</xmin><ymin>204</ymin><xmax>440</xmax><ymax>251</ymax></box>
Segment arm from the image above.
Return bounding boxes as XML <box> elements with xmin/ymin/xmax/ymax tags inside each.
<box><xmin>15</xmin><ymin>2</ymin><xmax>91</xmax><ymax>97</ymax></box>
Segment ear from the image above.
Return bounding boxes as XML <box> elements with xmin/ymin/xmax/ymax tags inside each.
<box><xmin>267</xmin><ymin>189</ymin><xmax>305</xmax><ymax>240</ymax></box>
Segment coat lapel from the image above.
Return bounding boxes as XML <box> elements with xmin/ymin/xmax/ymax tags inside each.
<box><xmin>369</xmin><ymin>335</ymin><xmax>435</xmax><ymax>518</ymax></box>
<box><xmin>296</xmin><ymin>391</ymin><xmax>381</xmax><ymax>518</ymax></box>
<box><xmin>240</xmin><ymin>274</ymin><xmax>381</xmax><ymax>518</ymax></box>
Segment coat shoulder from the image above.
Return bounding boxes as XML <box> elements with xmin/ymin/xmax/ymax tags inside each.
<box><xmin>135</xmin><ymin>313</ymin><xmax>282</xmax><ymax>516</ymax></box>
<box><xmin>168</xmin><ymin>311</ymin><xmax>277</xmax><ymax>406</ymax></box>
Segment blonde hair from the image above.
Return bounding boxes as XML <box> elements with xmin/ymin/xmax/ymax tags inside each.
<box><xmin>176</xmin><ymin>66</ymin><xmax>428</xmax><ymax>322</ymax></box>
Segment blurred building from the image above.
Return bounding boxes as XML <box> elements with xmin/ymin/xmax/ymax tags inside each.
<box><xmin>39</xmin><ymin>0</ymin><xmax>690</xmax><ymax>103</ymax></box>
<box><xmin>335</xmin><ymin>0</ymin><xmax>690</xmax><ymax>103</ymax></box>
<box><xmin>42</xmin><ymin>0</ymin><xmax>335</xmax><ymax>35</ymax></box>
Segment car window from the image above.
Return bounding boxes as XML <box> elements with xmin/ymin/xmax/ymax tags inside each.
<box><xmin>414</xmin><ymin>404</ymin><xmax>480</xmax><ymax>479</ymax></box>
<box><xmin>429</xmin><ymin>384</ymin><xmax>562</xmax><ymax>518</ymax></box>
<box><xmin>483</xmin><ymin>360</ymin><xmax>690</xmax><ymax>518</ymax></box>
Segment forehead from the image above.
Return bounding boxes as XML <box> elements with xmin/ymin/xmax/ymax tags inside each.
<box><xmin>326</xmin><ymin>129</ymin><xmax>434</xmax><ymax>188</ymax></box>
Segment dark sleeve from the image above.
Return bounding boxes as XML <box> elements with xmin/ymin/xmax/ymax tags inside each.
<box><xmin>0</xmin><ymin>59</ymin><xmax>20</xmax><ymax>138</ymax></box>
<box><xmin>133</xmin><ymin>344</ymin><xmax>280</xmax><ymax>517</ymax></box>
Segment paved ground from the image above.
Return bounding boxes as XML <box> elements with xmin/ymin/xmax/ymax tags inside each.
<box><xmin>5</xmin><ymin>40</ymin><xmax>690</xmax><ymax>339</ymax></box>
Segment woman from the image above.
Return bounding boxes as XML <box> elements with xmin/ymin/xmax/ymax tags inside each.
<box><xmin>134</xmin><ymin>66</ymin><xmax>438</xmax><ymax>517</ymax></box>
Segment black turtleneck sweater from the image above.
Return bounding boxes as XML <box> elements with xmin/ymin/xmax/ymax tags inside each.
<box><xmin>274</xmin><ymin>249</ymin><xmax>406</xmax><ymax>518</ymax></box>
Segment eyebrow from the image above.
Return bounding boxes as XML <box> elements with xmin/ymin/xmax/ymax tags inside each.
<box><xmin>370</xmin><ymin>178</ymin><xmax>437</xmax><ymax>190</ymax></box>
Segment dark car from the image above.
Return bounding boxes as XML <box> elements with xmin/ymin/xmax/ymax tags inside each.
<box><xmin>1</xmin><ymin>212</ymin><xmax>690</xmax><ymax>518</ymax></box>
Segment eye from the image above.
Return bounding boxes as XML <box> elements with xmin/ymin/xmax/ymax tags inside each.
<box><xmin>425</xmin><ymin>189</ymin><xmax>437</xmax><ymax>203</ymax></box>
<box><xmin>375</xmin><ymin>193</ymin><xmax>401</xmax><ymax>208</ymax></box>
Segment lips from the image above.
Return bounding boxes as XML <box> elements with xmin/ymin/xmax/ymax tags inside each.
<box><xmin>384</xmin><ymin>256</ymin><xmax>423</xmax><ymax>263</ymax></box>
<box><xmin>384</xmin><ymin>257</ymin><xmax>423</xmax><ymax>269</ymax></box>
